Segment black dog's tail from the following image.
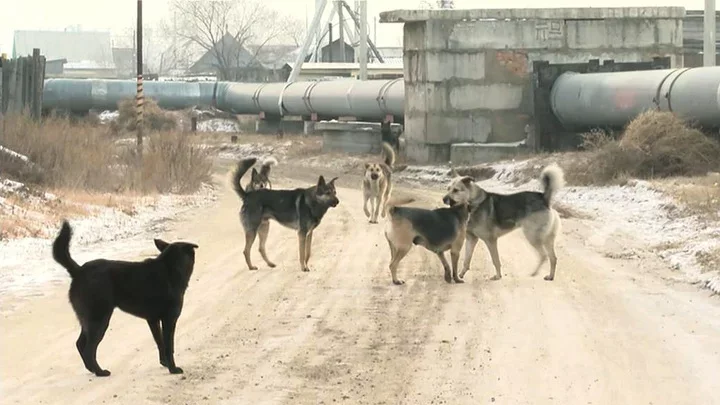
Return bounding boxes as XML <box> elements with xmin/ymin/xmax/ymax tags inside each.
<box><xmin>233</xmin><ymin>157</ymin><xmax>258</xmax><ymax>199</ymax></box>
<box><xmin>381</xmin><ymin>142</ymin><xmax>396</xmax><ymax>169</ymax></box>
<box><xmin>52</xmin><ymin>220</ymin><xmax>81</xmax><ymax>278</ymax></box>
<box><xmin>260</xmin><ymin>156</ymin><xmax>278</xmax><ymax>177</ymax></box>
<box><xmin>540</xmin><ymin>163</ymin><xmax>565</xmax><ymax>206</ymax></box>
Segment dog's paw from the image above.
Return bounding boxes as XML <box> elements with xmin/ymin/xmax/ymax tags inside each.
<box><xmin>490</xmin><ymin>275</ymin><xmax>502</xmax><ymax>281</ymax></box>
<box><xmin>453</xmin><ymin>277</ymin><xmax>465</xmax><ymax>284</ymax></box>
<box><xmin>267</xmin><ymin>262</ymin><xmax>277</xmax><ymax>268</ymax></box>
<box><xmin>169</xmin><ymin>366</ymin><xmax>184</xmax><ymax>374</ymax></box>
<box><xmin>95</xmin><ymin>369</ymin><xmax>111</xmax><ymax>377</ymax></box>
<box><xmin>302</xmin><ymin>267</ymin><xmax>311</xmax><ymax>272</ymax></box>
<box><xmin>248</xmin><ymin>266</ymin><xmax>258</xmax><ymax>271</ymax></box>
<box><xmin>544</xmin><ymin>275</ymin><xmax>554</xmax><ymax>281</ymax></box>
<box><xmin>392</xmin><ymin>279</ymin><xmax>405</xmax><ymax>285</ymax></box>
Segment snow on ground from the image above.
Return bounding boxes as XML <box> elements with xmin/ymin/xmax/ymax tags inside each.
<box><xmin>395</xmin><ymin>158</ymin><xmax>720</xmax><ymax>294</ymax></box>
<box><xmin>98</xmin><ymin>110</ymin><xmax>119</xmax><ymax>124</ymax></box>
<box><xmin>0</xmin><ymin>180</ymin><xmax>218</xmax><ymax>302</ymax></box>
<box><xmin>197</xmin><ymin>118</ymin><xmax>241</xmax><ymax>133</ymax></box>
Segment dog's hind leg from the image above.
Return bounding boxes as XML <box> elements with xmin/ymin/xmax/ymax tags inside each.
<box><xmin>243</xmin><ymin>229</ymin><xmax>259</xmax><ymax>270</ymax></box>
<box><xmin>161</xmin><ymin>316</ymin><xmax>183</xmax><ymax>374</ymax></box>
<box><xmin>388</xmin><ymin>244</ymin><xmax>411</xmax><ymax>285</ymax></box>
<box><xmin>257</xmin><ymin>220</ymin><xmax>276</xmax><ymax>268</ymax></box>
<box><xmin>147</xmin><ymin>319</ymin><xmax>167</xmax><ymax>367</ymax></box>
<box><xmin>542</xmin><ymin>233</ymin><xmax>558</xmax><ymax>281</ymax></box>
<box><xmin>484</xmin><ymin>238</ymin><xmax>503</xmax><ymax>280</ymax></box>
<box><xmin>75</xmin><ymin>330</ymin><xmax>93</xmax><ymax>372</ymax></box>
<box><xmin>381</xmin><ymin>183</ymin><xmax>392</xmax><ymax>218</ymax></box>
<box><xmin>297</xmin><ymin>231</ymin><xmax>311</xmax><ymax>272</ymax></box>
<box><xmin>459</xmin><ymin>234</ymin><xmax>479</xmax><ymax>279</ymax></box>
<box><xmin>450</xmin><ymin>236</ymin><xmax>465</xmax><ymax>283</ymax></box>
<box><xmin>83</xmin><ymin>312</ymin><xmax>113</xmax><ymax>377</ymax></box>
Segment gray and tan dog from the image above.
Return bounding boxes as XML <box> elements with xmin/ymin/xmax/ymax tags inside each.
<box><xmin>384</xmin><ymin>197</ymin><xmax>470</xmax><ymax>285</ymax></box>
<box><xmin>233</xmin><ymin>158</ymin><xmax>339</xmax><ymax>272</ymax></box>
<box><xmin>245</xmin><ymin>156</ymin><xmax>278</xmax><ymax>191</ymax></box>
<box><xmin>443</xmin><ymin>164</ymin><xmax>565</xmax><ymax>281</ymax></box>
<box><xmin>363</xmin><ymin>142</ymin><xmax>395</xmax><ymax>224</ymax></box>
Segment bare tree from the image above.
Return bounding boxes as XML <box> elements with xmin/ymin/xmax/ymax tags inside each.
<box><xmin>170</xmin><ymin>0</ymin><xmax>299</xmax><ymax>80</ymax></box>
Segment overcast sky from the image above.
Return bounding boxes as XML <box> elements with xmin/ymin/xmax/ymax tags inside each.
<box><xmin>0</xmin><ymin>0</ymin><xmax>709</xmax><ymax>55</ymax></box>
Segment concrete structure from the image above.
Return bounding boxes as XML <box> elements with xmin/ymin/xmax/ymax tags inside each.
<box><xmin>380</xmin><ymin>7</ymin><xmax>685</xmax><ymax>164</ymax></box>
<box><xmin>318</xmin><ymin>121</ymin><xmax>404</xmax><ymax>154</ymax></box>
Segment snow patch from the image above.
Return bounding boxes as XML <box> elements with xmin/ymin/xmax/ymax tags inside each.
<box><xmin>197</xmin><ymin>118</ymin><xmax>240</xmax><ymax>133</ymax></box>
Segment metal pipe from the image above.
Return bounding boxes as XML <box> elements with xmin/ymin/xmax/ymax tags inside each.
<box><xmin>550</xmin><ymin>66</ymin><xmax>720</xmax><ymax>129</ymax></box>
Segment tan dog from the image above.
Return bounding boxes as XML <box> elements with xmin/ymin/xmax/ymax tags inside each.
<box><xmin>363</xmin><ymin>142</ymin><xmax>395</xmax><ymax>224</ymax></box>
<box><xmin>442</xmin><ymin>164</ymin><xmax>565</xmax><ymax>281</ymax></box>
<box><xmin>384</xmin><ymin>197</ymin><xmax>470</xmax><ymax>285</ymax></box>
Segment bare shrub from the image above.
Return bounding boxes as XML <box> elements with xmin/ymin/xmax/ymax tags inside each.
<box><xmin>0</xmin><ymin>114</ymin><xmax>211</xmax><ymax>194</ymax></box>
<box><xmin>566</xmin><ymin>111</ymin><xmax>720</xmax><ymax>185</ymax></box>
<box><xmin>113</xmin><ymin>98</ymin><xmax>178</xmax><ymax>134</ymax></box>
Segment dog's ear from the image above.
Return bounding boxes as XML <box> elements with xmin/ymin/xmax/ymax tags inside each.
<box><xmin>154</xmin><ymin>239</ymin><xmax>170</xmax><ymax>252</ymax></box>
<box><xmin>461</xmin><ymin>176</ymin><xmax>474</xmax><ymax>186</ymax></box>
<box><xmin>317</xmin><ymin>175</ymin><xmax>326</xmax><ymax>188</ymax></box>
<box><xmin>251</xmin><ymin>168</ymin><xmax>259</xmax><ymax>180</ymax></box>
<box><xmin>328</xmin><ymin>177</ymin><xmax>338</xmax><ymax>185</ymax></box>
<box><xmin>184</xmin><ymin>243</ymin><xmax>199</xmax><ymax>253</ymax></box>
<box><xmin>365</xmin><ymin>162</ymin><xmax>371</xmax><ymax>169</ymax></box>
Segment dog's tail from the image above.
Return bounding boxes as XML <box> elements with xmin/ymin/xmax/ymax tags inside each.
<box><xmin>260</xmin><ymin>156</ymin><xmax>278</xmax><ymax>177</ymax></box>
<box><xmin>386</xmin><ymin>196</ymin><xmax>415</xmax><ymax>216</ymax></box>
<box><xmin>52</xmin><ymin>220</ymin><xmax>81</xmax><ymax>278</ymax></box>
<box><xmin>233</xmin><ymin>157</ymin><xmax>258</xmax><ymax>199</ymax></box>
<box><xmin>540</xmin><ymin>163</ymin><xmax>565</xmax><ymax>206</ymax></box>
<box><xmin>381</xmin><ymin>142</ymin><xmax>396</xmax><ymax>168</ymax></box>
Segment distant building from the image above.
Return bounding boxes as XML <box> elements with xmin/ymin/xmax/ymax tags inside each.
<box><xmin>683</xmin><ymin>10</ymin><xmax>720</xmax><ymax>67</ymax></box>
<box><xmin>373</xmin><ymin>47</ymin><xmax>403</xmax><ymax>64</ymax></box>
<box><xmin>112</xmin><ymin>47</ymin><xmax>135</xmax><ymax>79</ymax></box>
<box><xmin>13</xmin><ymin>30</ymin><xmax>116</xmax><ymax>78</ymax></box>
<box><xmin>320</xmin><ymin>39</ymin><xmax>354</xmax><ymax>63</ymax></box>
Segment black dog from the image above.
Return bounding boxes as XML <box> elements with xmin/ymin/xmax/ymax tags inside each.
<box><xmin>52</xmin><ymin>220</ymin><xmax>198</xmax><ymax>377</ymax></box>
<box><xmin>381</xmin><ymin>120</ymin><xmax>401</xmax><ymax>154</ymax></box>
<box><xmin>233</xmin><ymin>157</ymin><xmax>340</xmax><ymax>272</ymax></box>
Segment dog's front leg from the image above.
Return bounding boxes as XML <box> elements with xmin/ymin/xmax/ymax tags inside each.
<box><xmin>297</xmin><ymin>231</ymin><xmax>310</xmax><ymax>272</ymax></box>
<box><xmin>484</xmin><ymin>238</ymin><xmax>503</xmax><ymax>280</ymax></box>
<box><xmin>459</xmin><ymin>234</ymin><xmax>479</xmax><ymax>279</ymax></box>
<box><xmin>161</xmin><ymin>316</ymin><xmax>183</xmax><ymax>374</ymax></box>
<box><xmin>436</xmin><ymin>252</ymin><xmax>453</xmax><ymax>283</ymax></box>
<box><xmin>363</xmin><ymin>189</ymin><xmax>371</xmax><ymax>219</ymax></box>
<box><xmin>372</xmin><ymin>195</ymin><xmax>382</xmax><ymax>223</ymax></box>
<box><xmin>147</xmin><ymin>319</ymin><xmax>167</xmax><ymax>367</ymax></box>
<box><xmin>450</xmin><ymin>248</ymin><xmax>464</xmax><ymax>284</ymax></box>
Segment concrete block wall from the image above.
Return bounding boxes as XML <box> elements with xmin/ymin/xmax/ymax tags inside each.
<box><xmin>381</xmin><ymin>7</ymin><xmax>685</xmax><ymax>164</ymax></box>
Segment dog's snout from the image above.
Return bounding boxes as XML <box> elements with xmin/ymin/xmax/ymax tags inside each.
<box><xmin>331</xmin><ymin>197</ymin><xmax>340</xmax><ymax>207</ymax></box>
<box><xmin>370</xmin><ymin>173</ymin><xmax>379</xmax><ymax>180</ymax></box>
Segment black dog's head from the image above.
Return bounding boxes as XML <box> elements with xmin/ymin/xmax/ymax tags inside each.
<box><xmin>154</xmin><ymin>239</ymin><xmax>199</xmax><ymax>283</ymax></box>
<box><xmin>314</xmin><ymin>175</ymin><xmax>340</xmax><ymax>208</ymax></box>
<box><xmin>248</xmin><ymin>168</ymin><xmax>271</xmax><ymax>191</ymax></box>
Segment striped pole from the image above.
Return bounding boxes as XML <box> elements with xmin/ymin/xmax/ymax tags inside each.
<box><xmin>135</xmin><ymin>0</ymin><xmax>144</xmax><ymax>157</ymax></box>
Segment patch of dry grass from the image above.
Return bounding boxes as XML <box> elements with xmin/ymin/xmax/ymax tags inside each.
<box><xmin>566</xmin><ymin>111</ymin><xmax>720</xmax><ymax>185</ymax></box>
<box><xmin>0</xmin><ymin>113</ymin><xmax>212</xmax><ymax>194</ymax></box>
<box><xmin>650</xmin><ymin>173</ymin><xmax>720</xmax><ymax>220</ymax></box>
<box><xmin>695</xmin><ymin>246</ymin><xmax>720</xmax><ymax>274</ymax></box>
<box><xmin>111</xmin><ymin>98</ymin><xmax>177</xmax><ymax>134</ymax></box>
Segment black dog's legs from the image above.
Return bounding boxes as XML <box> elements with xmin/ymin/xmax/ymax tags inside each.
<box><xmin>243</xmin><ymin>229</ymin><xmax>259</xmax><ymax>270</ymax></box>
<box><xmin>83</xmin><ymin>314</ymin><xmax>113</xmax><ymax>377</ymax></box>
<box><xmin>161</xmin><ymin>316</ymin><xmax>183</xmax><ymax>374</ymax></box>
<box><xmin>147</xmin><ymin>319</ymin><xmax>167</xmax><ymax>367</ymax></box>
<box><xmin>75</xmin><ymin>330</ymin><xmax>93</xmax><ymax>372</ymax></box>
<box><xmin>257</xmin><ymin>220</ymin><xmax>276</xmax><ymax>268</ymax></box>
<box><xmin>437</xmin><ymin>252</ymin><xmax>453</xmax><ymax>284</ymax></box>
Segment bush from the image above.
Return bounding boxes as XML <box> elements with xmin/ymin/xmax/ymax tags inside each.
<box><xmin>112</xmin><ymin>98</ymin><xmax>177</xmax><ymax>134</ymax></box>
<box><xmin>0</xmin><ymin>113</ymin><xmax>211</xmax><ymax>194</ymax></box>
<box><xmin>566</xmin><ymin>110</ymin><xmax>720</xmax><ymax>185</ymax></box>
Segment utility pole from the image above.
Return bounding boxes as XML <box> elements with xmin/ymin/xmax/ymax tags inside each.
<box><xmin>359</xmin><ymin>0</ymin><xmax>368</xmax><ymax>80</ymax></box>
<box><xmin>704</xmin><ymin>0</ymin><xmax>716</xmax><ymax>67</ymax></box>
<box><xmin>136</xmin><ymin>0</ymin><xmax>145</xmax><ymax>158</ymax></box>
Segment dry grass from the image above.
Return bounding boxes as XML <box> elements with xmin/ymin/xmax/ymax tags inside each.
<box><xmin>695</xmin><ymin>246</ymin><xmax>720</xmax><ymax>274</ymax></box>
<box><xmin>566</xmin><ymin>111</ymin><xmax>720</xmax><ymax>185</ymax></box>
<box><xmin>0</xmin><ymin>113</ymin><xmax>212</xmax><ymax>194</ymax></box>
<box><xmin>651</xmin><ymin>173</ymin><xmax>720</xmax><ymax>219</ymax></box>
<box><xmin>111</xmin><ymin>98</ymin><xmax>178</xmax><ymax>134</ymax></box>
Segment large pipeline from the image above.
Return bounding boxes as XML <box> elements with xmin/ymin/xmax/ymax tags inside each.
<box><xmin>42</xmin><ymin>78</ymin><xmax>405</xmax><ymax>120</ymax></box>
<box><xmin>550</xmin><ymin>66</ymin><xmax>720</xmax><ymax>129</ymax></box>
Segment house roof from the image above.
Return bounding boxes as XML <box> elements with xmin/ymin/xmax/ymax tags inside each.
<box><xmin>12</xmin><ymin>30</ymin><xmax>115</xmax><ymax>69</ymax></box>
<box><xmin>188</xmin><ymin>33</ymin><xmax>257</xmax><ymax>74</ymax></box>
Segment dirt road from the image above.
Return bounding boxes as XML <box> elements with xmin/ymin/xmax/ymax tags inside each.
<box><xmin>2</xmin><ymin>162</ymin><xmax>720</xmax><ymax>405</ymax></box>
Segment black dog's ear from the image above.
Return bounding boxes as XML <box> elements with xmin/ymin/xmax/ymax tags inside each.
<box><xmin>184</xmin><ymin>243</ymin><xmax>199</xmax><ymax>253</ymax></box>
<box><xmin>328</xmin><ymin>177</ymin><xmax>338</xmax><ymax>185</ymax></box>
<box><xmin>461</xmin><ymin>176</ymin><xmax>474</xmax><ymax>186</ymax></box>
<box><xmin>317</xmin><ymin>175</ymin><xmax>326</xmax><ymax>188</ymax></box>
<box><xmin>154</xmin><ymin>239</ymin><xmax>170</xmax><ymax>252</ymax></box>
<box><xmin>251</xmin><ymin>168</ymin><xmax>259</xmax><ymax>179</ymax></box>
